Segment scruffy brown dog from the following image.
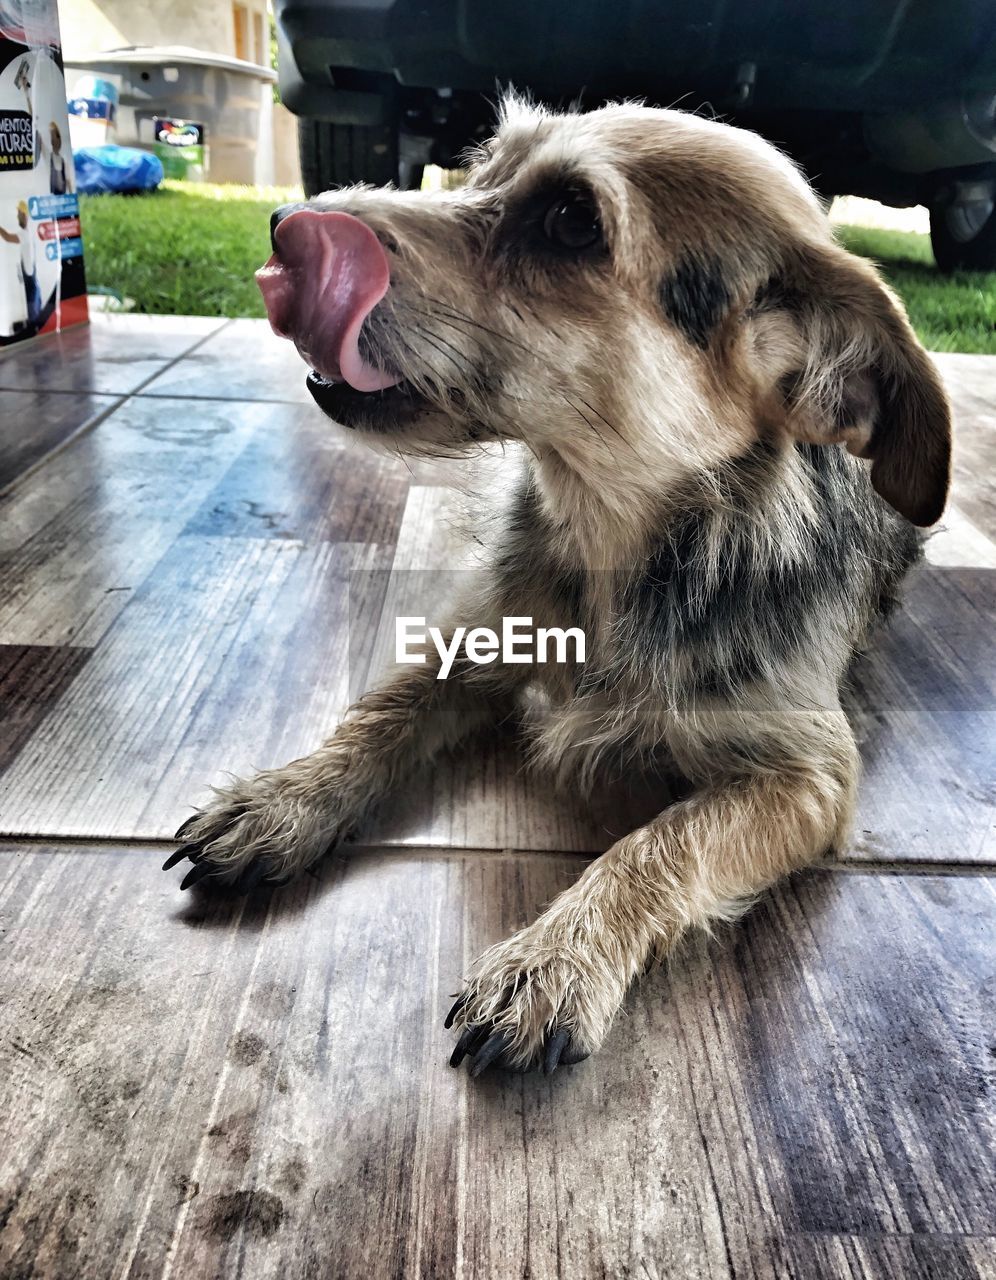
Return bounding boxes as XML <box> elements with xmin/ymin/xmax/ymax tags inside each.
<box><xmin>165</xmin><ymin>97</ymin><xmax>951</xmax><ymax>1077</ymax></box>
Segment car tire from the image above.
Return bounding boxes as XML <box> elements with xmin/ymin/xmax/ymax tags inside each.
<box><xmin>298</xmin><ymin>119</ymin><xmax>422</xmax><ymax>195</ymax></box>
<box><xmin>930</xmin><ymin>170</ymin><xmax>996</xmax><ymax>272</ymax></box>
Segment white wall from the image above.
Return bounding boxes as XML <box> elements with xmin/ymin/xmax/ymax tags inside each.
<box><xmin>58</xmin><ymin>0</ymin><xmax>265</xmax><ymax>62</ymax></box>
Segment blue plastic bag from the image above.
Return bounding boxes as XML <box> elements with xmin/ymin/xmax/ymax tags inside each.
<box><xmin>74</xmin><ymin>145</ymin><xmax>164</xmax><ymax>195</ymax></box>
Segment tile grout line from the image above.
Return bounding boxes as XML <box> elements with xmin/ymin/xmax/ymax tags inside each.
<box><xmin>121</xmin><ymin>316</ymin><xmax>237</xmax><ymax>395</ymax></box>
<box><xmin>131</xmin><ymin>392</ymin><xmax>309</xmax><ymax>405</ymax></box>
<box><xmin>827</xmin><ymin>857</ymin><xmax>996</xmax><ymax>877</ymax></box>
<box><xmin>0</xmin><ymin>318</ymin><xmax>234</xmax><ymax>502</ymax></box>
<box><xmin>0</xmin><ymin>835</ymin><xmax>992</xmax><ymax>877</ymax></box>
<box><xmin>0</xmin><ymin>392</ymin><xmax>127</xmax><ymax>502</ymax></box>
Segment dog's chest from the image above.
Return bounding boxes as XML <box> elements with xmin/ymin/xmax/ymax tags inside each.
<box><xmin>519</xmin><ymin>656</ymin><xmax>677</xmax><ymax>777</ymax></box>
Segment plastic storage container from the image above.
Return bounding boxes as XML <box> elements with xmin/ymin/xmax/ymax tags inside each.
<box><xmin>63</xmin><ymin>45</ymin><xmax>276</xmax><ymax>185</ymax></box>
<box><xmin>66</xmin><ymin>73</ymin><xmax>119</xmax><ymax>150</ymax></box>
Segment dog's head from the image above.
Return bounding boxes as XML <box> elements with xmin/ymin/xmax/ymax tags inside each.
<box><xmin>259</xmin><ymin>97</ymin><xmax>950</xmax><ymax>526</ymax></box>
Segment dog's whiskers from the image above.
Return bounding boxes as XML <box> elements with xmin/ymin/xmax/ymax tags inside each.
<box><xmin>408</xmin><ymin>324</ymin><xmax>477</xmax><ymax>384</ymax></box>
<box><xmin>399</xmin><ymin>300</ymin><xmax>636</xmax><ymax>462</ymax></box>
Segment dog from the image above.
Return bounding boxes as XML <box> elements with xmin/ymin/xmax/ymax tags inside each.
<box><xmin>164</xmin><ymin>96</ymin><xmax>951</xmax><ymax>1077</ymax></box>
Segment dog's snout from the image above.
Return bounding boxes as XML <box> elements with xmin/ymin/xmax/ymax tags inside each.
<box><xmin>270</xmin><ymin>202</ymin><xmax>307</xmax><ymax>253</ymax></box>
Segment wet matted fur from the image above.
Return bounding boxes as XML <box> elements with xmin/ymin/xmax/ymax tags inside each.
<box><xmin>166</xmin><ymin>97</ymin><xmax>951</xmax><ymax>1076</ymax></box>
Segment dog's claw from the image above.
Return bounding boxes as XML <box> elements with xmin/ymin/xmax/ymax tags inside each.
<box><xmin>174</xmin><ymin>814</ymin><xmax>201</xmax><ymax>840</ymax></box>
<box><xmin>449</xmin><ymin>1023</ymin><xmax>487</xmax><ymax>1068</ymax></box>
<box><xmin>543</xmin><ymin>1027</ymin><xmax>570</xmax><ymax>1075</ymax></box>
<box><xmin>470</xmin><ymin>1030</ymin><xmax>511</xmax><ymax>1077</ymax></box>
<box><xmin>443</xmin><ymin>995</ymin><xmax>466</xmax><ymax>1030</ymax></box>
<box><xmin>445</xmin><ymin>983</ymin><xmax>594</xmax><ymax>1074</ymax></box>
<box><xmin>179</xmin><ymin>861</ymin><xmax>216</xmax><ymax>891</ymax></box>
<box><xmin>162</xmin><ymin>842</ymin><xmax>201</xmax><ymax>871</ymax></box>
<box><xmin>446</xmin><ymin>1010</ymin><xmax>590</xmax><ymax>1076</ymax></box>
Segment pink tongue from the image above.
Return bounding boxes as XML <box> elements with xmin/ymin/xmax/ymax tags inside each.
<box><xmin>255</xmin><ymin>209</ymin><xmax>400</xmax><ymax>392</ymax></box>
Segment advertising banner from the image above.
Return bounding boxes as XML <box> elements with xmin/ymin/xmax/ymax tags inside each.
<box><xmin>151</xmin><ymin>117</ymin><xmax>207</xmax><ymax>182</ymax></box>
<box><xmin>0</xmin><ymin>0</ymin><xmax>87</xmax><ymax>345</ymax></box>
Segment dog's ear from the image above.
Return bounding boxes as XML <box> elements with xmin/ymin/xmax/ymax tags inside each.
<box><xmin>750</xmin><ymin>244</ymin><xmax>951</xmax><ymax>527</ymax></box>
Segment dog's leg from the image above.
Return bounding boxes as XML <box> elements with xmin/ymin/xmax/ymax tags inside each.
<box><xmin>448</xmin><ymin>713</ymin><xmax>857</xmax><ymax>1074</ymax></box>
<box><xmin>169</xmin><ymin>649</ymin><xmax>511</xmax><ymax>890</ymax></box>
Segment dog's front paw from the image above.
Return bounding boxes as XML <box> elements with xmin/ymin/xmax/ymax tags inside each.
<box><xmin>164</xmin><ymin>772</ymin><xmax>351</xmax><ymax>893</ymax></box>
<box><xmin>446</xmin><ymin>925</ymin><xmax>622</xmax><ymax>1076</ymax></box>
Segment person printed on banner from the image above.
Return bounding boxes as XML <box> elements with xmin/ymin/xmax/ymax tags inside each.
<box><xmin>0</xmin><ymin>203</ymin><xmax>42</xmax><ymax>328</ymax></box>
<box><xmin>48</xmin><ymin>122</ymin><xmax>72</xmax><ymax>193</ymax></box>
<box><xmin>17</xmin><ymin>61</ymin><xmax>44</xmax><ymax>166</ymax></box>
<box><xmin>13</xmin><ymin>61</ymin><xmax>70</xmax><ymax>194</ymax></box>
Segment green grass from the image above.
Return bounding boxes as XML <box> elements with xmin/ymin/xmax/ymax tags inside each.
<box><xmin>835</xmin><ymin>224</ymin><xmax>996</xmax><ymax>353</ymax></box>
<box><xmin>79</xmin><ymin>182</ymin><xmax>996</xmax><ymax>353</ymax></box>
<box><xmin>79</xmin><ymin>180</ymin><xmax>301</xmax><ymax>318</ymax></box>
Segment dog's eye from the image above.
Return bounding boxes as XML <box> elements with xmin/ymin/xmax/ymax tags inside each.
<box><xmin>542</xmin><ymin>192</ymin><xmax>602</xmax><ymax>251</ymax></box>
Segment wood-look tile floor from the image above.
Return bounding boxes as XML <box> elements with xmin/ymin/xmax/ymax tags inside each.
<box><xmin>0</xmin><ymin>317</ymin><xmax>993</xmax><ymax>1279</ymax></box>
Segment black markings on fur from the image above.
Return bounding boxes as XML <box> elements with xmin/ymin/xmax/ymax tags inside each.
<box><xmin>751</xmin><ymin>274</ymin><xmax>805</xmax><ymax>315</ymax></box>
<box><xmin>495</xmin><ymin>476</ymin><xmax>585</xmax><ymax>619</ymax></box>
<box><xmin>777</xmin><ymin>368</ymin><xmax>805</xmax><ymax>407</ymax></box>
<box><xmin>659</xmin><ymin>254</ymin><xmax>731</xmax><ymax>349</ymax></box>
<box><xmin>491</xmin><ymin>449</ymin><xmax>920</xmax><ymax>705</ymax></box>
<box><xmin>620</xmin><ymin>442</ymin><xmax>921</xmax><ymax>698</ymax></box>
<box><xmin>495</xmin><ymin>165</ymin><xmax>607</xmax><ymax>269</ymax></box>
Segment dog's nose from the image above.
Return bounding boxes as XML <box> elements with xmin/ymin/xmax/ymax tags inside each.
<box><xmin>270</xmin><ymin>202</ymin><xmax>307</xmax><ymax>253</ymax></box>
